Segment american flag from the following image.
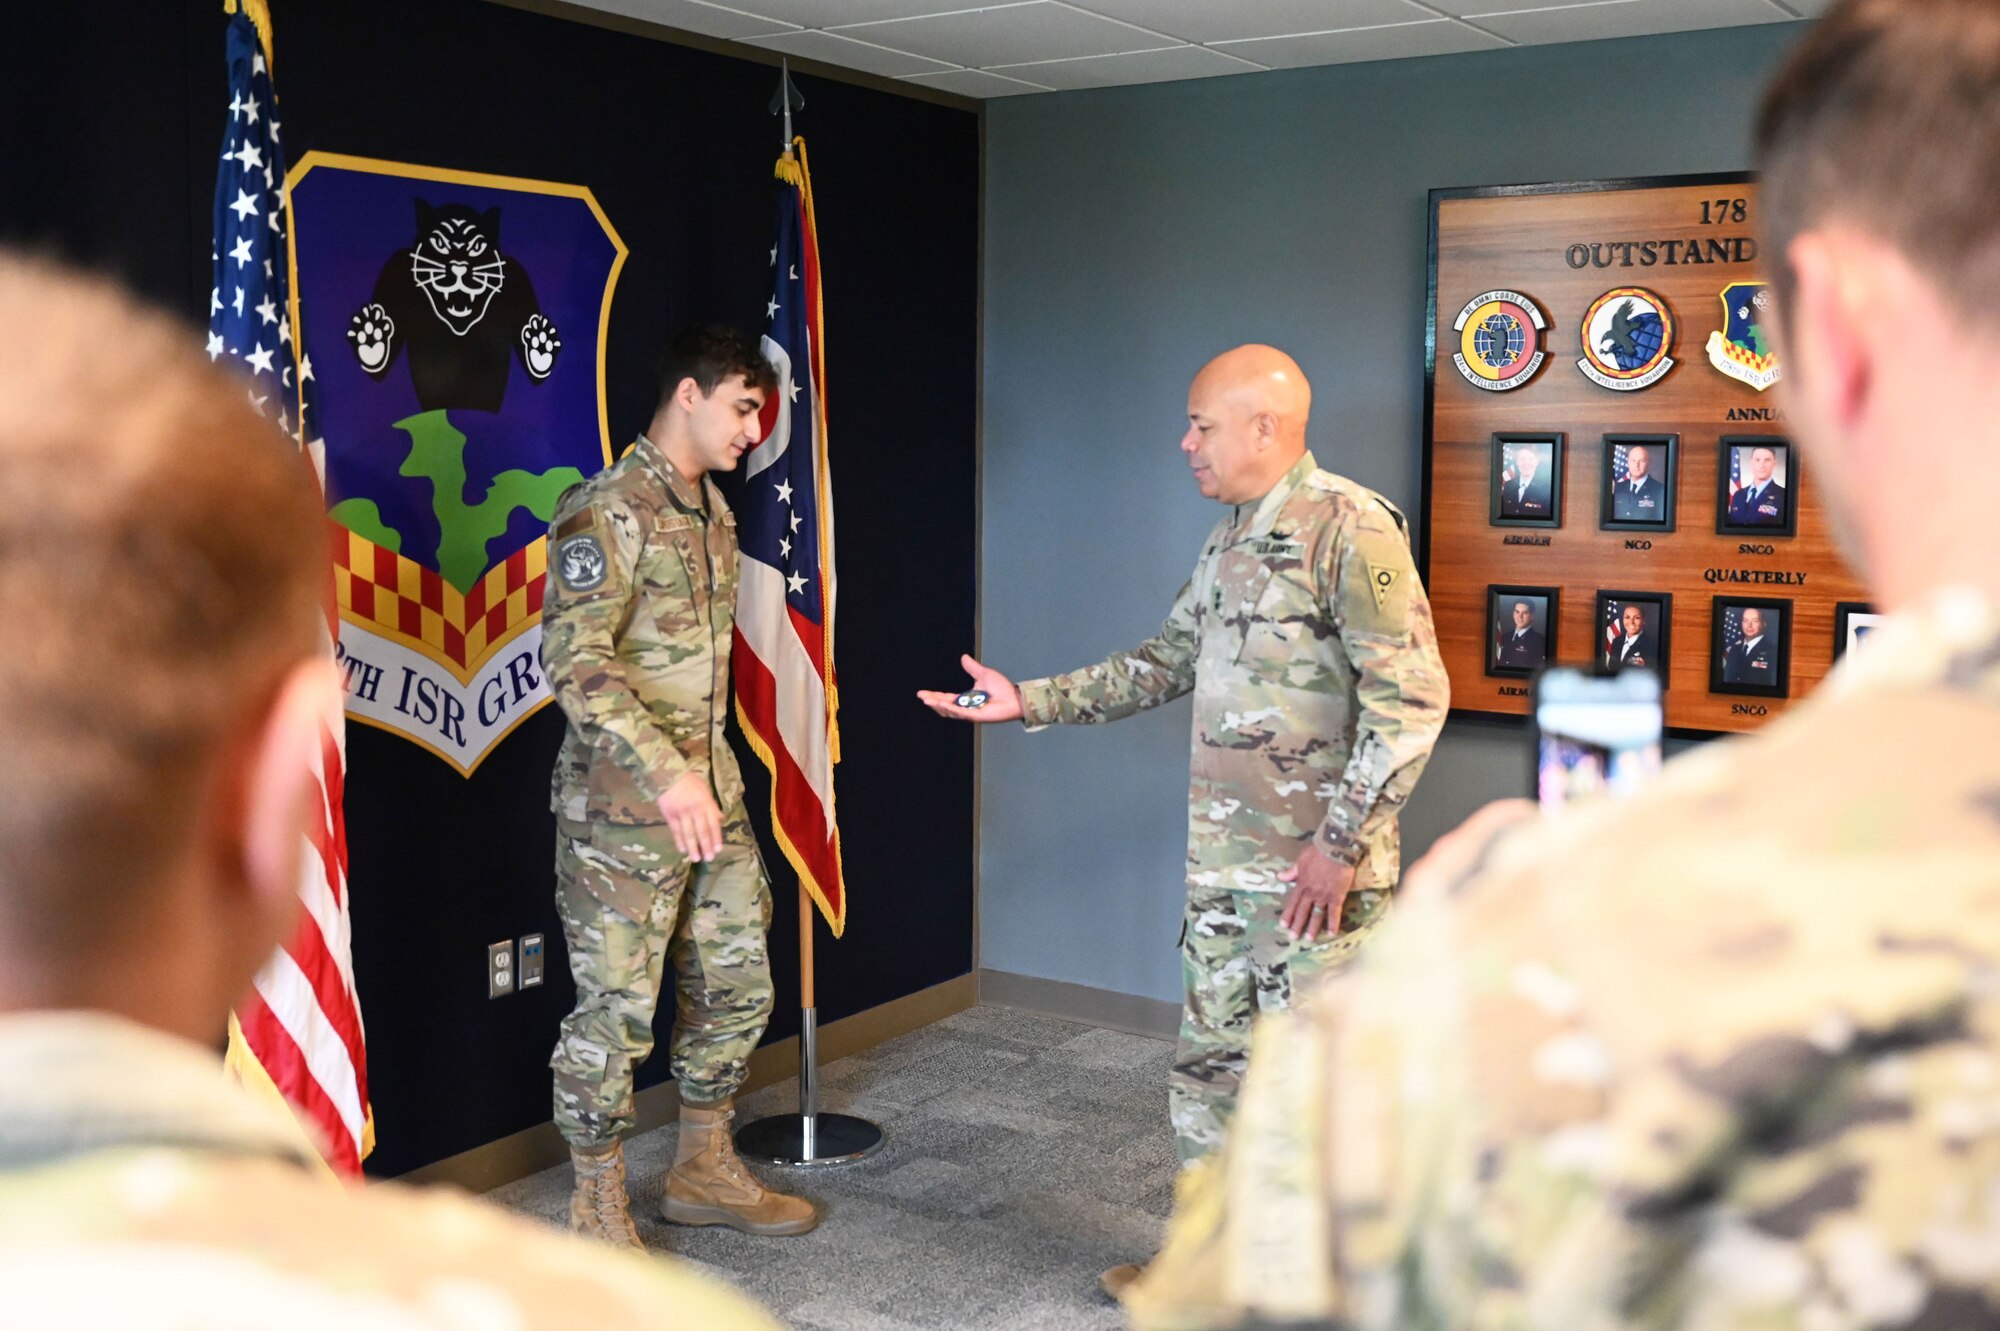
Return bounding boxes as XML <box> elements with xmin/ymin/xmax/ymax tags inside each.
<box><xmin>1722</xmin><ymin>607</ymin><xmax>1746</xmax><ymax>653</ymax></box>
<box><xmin>1610</xmin><ymin>442</ymin><xmax>1630</xmax><ymax>486</ymax></box>
<box><xmin>1603</xmin><ymin>597</ymin><xmax>1623</xmax><ymax>658</ymax></box>
<box><xmin>733</xmin><ymin>138</ymin><xmax>847</xmax><ymax>935</ymax></box>
<box><xmin>209</xmin><ymin>2</ymin><xmax>371</xmax><ymax>1174</ymax></box>
<box><xmin>1728</xmin><ymin>446</ymin><xmax>1742</xmax><ymax>501</ymax></box>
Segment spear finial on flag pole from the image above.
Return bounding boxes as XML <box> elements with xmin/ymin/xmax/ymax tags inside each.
<box><xmin>769</xmin><ymin>60</ymin><xmax>804</xmax><ymax>151</ymax></box>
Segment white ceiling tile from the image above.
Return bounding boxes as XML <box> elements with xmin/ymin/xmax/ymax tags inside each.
<box><xmin>572</xmin><ymin>0</ymin><xmax>800</xmax><ymax>39</ymax></box>
<box><xmin>834</xmin><ymin>1</ymin><xmax>1167</xmax><ymax>66</ymax></box>
<box><xmin>1420</xmin><ymin>0</ymin><xmax>1619</xmax><ymax>16</ymax></box>
<box><xmin>991</xmin><ymin>43</ymin><xmax>1265</xmax><ymax>89</ymax></box>
<box><xmin>733</xmin><ymin>0</ymin><xmax>998</xmax><ymax>24</ymax></box>
<box><xmin>1066</xmin><ymin>0</ymin><xmax>1434</xmax><ymax>43</ymax></box>
<box><xmin>1466</xmin><ymin>0</ymin><xmax>1794</xmax><ymax>44</ymax></box>
<box><xmin>899</xmin><ymin>67</ymin><xmax>1056</xmax><ymax>95</ymax></box>
<box><xmin>1213</xmin><ymin>19</ymin><xmax>1508</xmax><ymax>67</ymax></box>
<box><xmin>556</xmin><ymin>0</ymin><xmax>1812</xmax><ymax>93</ymax></box>
<box><xmin>740</xmin><ymin>27</ymin><xmax>961</xmax><ymax>75</ymax></box>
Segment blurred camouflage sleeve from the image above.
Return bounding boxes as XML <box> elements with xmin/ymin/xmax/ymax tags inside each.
<box><xmin>1314</xmin><ymin>501</ymin><xmax>1449</xmax><ymax>865</ymax></box>
<box><xmin>1016</xmin><ymin>573</ymin><xmax>1200</xmax><ymax>729</ymax></box>
<box><xmin>541</xmin><ymin>494</ymin><xmax>691</xmax><ymax>802</ymax></box>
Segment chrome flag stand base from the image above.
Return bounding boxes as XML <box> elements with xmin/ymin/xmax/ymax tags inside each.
<box><xmin>736</xmin><ymin>1006</ymin><xmax>884</xmax><ymax>1166</ymax></box>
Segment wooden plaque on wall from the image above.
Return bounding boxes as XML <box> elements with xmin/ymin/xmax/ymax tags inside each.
<box><xmin>1421</xmin><ymin>173</ymin><xmax>1866</xmax><ymax>734</ymax></box>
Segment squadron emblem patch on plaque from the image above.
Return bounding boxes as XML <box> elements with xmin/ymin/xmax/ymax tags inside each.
<box><xmin>1451</xmin><ymin>289</ymin><xmax>1548</xmax><ymax>392</ymax></box>
<box><xmin>1578</xmin><ymin>287</ymin><xmax>1675</xmax><ymax>391</ymax></box>
<box><xmin>1705</xmin><ymin>281</ymin><xmax>1781</xmax><ymax>392</ymax></box>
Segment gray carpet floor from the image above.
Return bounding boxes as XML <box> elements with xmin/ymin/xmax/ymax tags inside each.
<box><xmin>486</xmin><ymin>1005</ymin><xmax>1179</xmax><ymax>1330</ymax></box>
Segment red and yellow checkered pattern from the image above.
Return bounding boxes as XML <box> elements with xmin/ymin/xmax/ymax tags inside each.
<box><xmin>329</xmin><ymin>523</ymin><xmax>547</xmax><ymax>679</ymax></box>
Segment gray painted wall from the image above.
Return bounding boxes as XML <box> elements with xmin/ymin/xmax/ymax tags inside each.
<box><xmin>977</xmin><ymin>23</ymin><xmax>1807</xmax><ymax>1005</ymax></box>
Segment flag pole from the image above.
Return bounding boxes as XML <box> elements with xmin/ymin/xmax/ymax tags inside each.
<box><xmin>734</xmin><ymin>880</ymin><xmax>882</xmax><ymax>1167</ymax></box>
<box><xmin>734</xmin><ymin>61</ymin><xmax>881</xmax><ymax>1168</ymax></box>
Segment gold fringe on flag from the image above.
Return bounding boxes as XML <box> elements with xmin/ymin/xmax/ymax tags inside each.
<box><xmin>223</xmin><ymin>0</ymin><xmax>276</xmax><ymax>68</ymax></box>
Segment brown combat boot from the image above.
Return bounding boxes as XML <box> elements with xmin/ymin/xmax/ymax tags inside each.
<box><xmin>568</xmin><ymin>1141</ymin><xmax>644</xmax><ymax>1250</ymax></box>
<box><xmin>661</xmin><ymin>1099</ymin><xmax>819</xmax><ymax>1236</ymax></box>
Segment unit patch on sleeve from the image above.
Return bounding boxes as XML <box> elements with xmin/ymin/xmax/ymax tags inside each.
<box><xmin>555</xmin><ymin>531</ymin><xmax>610</xmax><ymax>593</ymax></box>
<box><xmin>1367</xmin><ymin>561</ymin><xmax>1402</xmax><ymax>612</ymax></box>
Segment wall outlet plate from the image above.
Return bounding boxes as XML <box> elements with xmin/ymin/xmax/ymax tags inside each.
<box><xmin>519</xmin><ymin>933</ymin><xmax>545</xmax><ymax>989</ymax></box>
<box><xmin>488</xmin><ymin>939</ymin><xmax>515</xmax><ymax>998</ymax></box>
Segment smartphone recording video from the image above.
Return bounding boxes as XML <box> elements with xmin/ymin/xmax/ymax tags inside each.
<box><xmin>1533</xmin><ymin>667</ymin><xmax>1663</xmax><ymax>811</ymax></box>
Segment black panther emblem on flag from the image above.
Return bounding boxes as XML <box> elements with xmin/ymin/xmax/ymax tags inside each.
<box><xmin>347</xmin><ymin>200</ymin><xmax>560</xmax><ymax>414</ymax></box>
<box><xmin>293</xmin><ymin>153</ymin><xmax>624</xmax><ymax>774</ymax></box>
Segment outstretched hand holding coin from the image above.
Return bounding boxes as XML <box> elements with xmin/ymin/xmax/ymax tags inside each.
<box><xmin>917</xmin><ymin>654</ymin><xmax>1024</xmax><ymax>723</ymax></box>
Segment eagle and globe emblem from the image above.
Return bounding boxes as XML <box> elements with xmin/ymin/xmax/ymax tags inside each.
<box><xmin>1451</xmin><ymin>289</ymin><xmax>1548</xmax><ymax>391</ymax></box>
<box><xmin>1577</xmin><ymin>286</ymin><xmax>1676</xmax><ymax>390</ymax></box>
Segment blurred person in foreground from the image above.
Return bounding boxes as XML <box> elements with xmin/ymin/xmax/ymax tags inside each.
<box><xmin>0</xmin><ymin>255</ymin><xmax>779</xmax><ymax>1330</ymax></box>
<box><xmin>1128</xmin><ymin>2</ymin><xmax>2000</xmax><ymax>1326</ymax></box>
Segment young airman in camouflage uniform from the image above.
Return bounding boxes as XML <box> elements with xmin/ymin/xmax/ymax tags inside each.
<box><xmin>542</xmin><ymin>327</ymin><xmax>816</xmax><ymax>1248</ymax></box>
<box><xmin>920</xmin><ymin>344</ymin><xmax>1448</xmax><ymax>1293</ymax></box>
<box><xmin>1130</xmin><ymin>4</ymin><xmax>2000</xmax><ymax>1325</ymax></box>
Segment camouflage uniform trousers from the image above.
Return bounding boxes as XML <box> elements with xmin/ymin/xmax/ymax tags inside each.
<box><xmin>550</xmin><ymin>806</ymin><xmax>774</xmax><ymax>1149</ymax></box>
<box><xmin>1169</xmin><ymin>877</ymin><xmax>1391</xmax><ymax>1164</ymax></box>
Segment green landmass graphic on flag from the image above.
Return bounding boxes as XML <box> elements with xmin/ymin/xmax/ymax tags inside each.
<box><xmin>329</xmin><ymin>408</ymin><xmax>583</xmax><ymax>593</ymax></box>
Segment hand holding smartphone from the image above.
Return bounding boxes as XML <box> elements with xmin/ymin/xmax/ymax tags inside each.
<box><xmin>1532</xmin><ymin>667</ymin><xmax>1663</xmax><ymax>811</ymax></box>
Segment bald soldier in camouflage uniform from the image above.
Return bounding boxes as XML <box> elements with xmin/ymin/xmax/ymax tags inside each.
<box><xmin>543</xmin><ymin>326</ymin><xmax>815</xmax><ymax>1248</ymax></box>
<box><xmin>922</xmin><ymin>345</ymin><xmax>1447</xmax><ymax>1287</ymax></box>
<box><xmin>1129</xmin><ymin>5</ymin><xmax>2000</xmax><ymax>1326</ymax></box>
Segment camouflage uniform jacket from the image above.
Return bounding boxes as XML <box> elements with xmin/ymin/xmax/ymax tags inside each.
<box><xmin>0</xmin><ymin>1011</ymin><xmax>783</xmax><ymax>1329</ymax></box>
<box><xmin>1018</xmin><ymin>452</ymin><xmax>1448</xmax><ymax>888</ymax></box>
<box><xmin>543</xmin><ymin>434</ymin><xmax>742</xmax><ymax>824</ymax></box>
<box><xmin>1128</xmin><ymin>588</ymin><xmax>2000</xmax><ymax>1331</ymax></box>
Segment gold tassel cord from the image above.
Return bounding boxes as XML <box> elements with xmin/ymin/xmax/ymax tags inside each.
<box><xmin>222</xmin><ymin>0</ymin><xmax>276</xmax><ymax>69</ymax></box>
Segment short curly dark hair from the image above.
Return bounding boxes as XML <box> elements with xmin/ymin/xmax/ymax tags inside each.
<box><xmin>655</xmin><ymin>324</ymin><xmax>778</xmax><ymax>406</ymax></box>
